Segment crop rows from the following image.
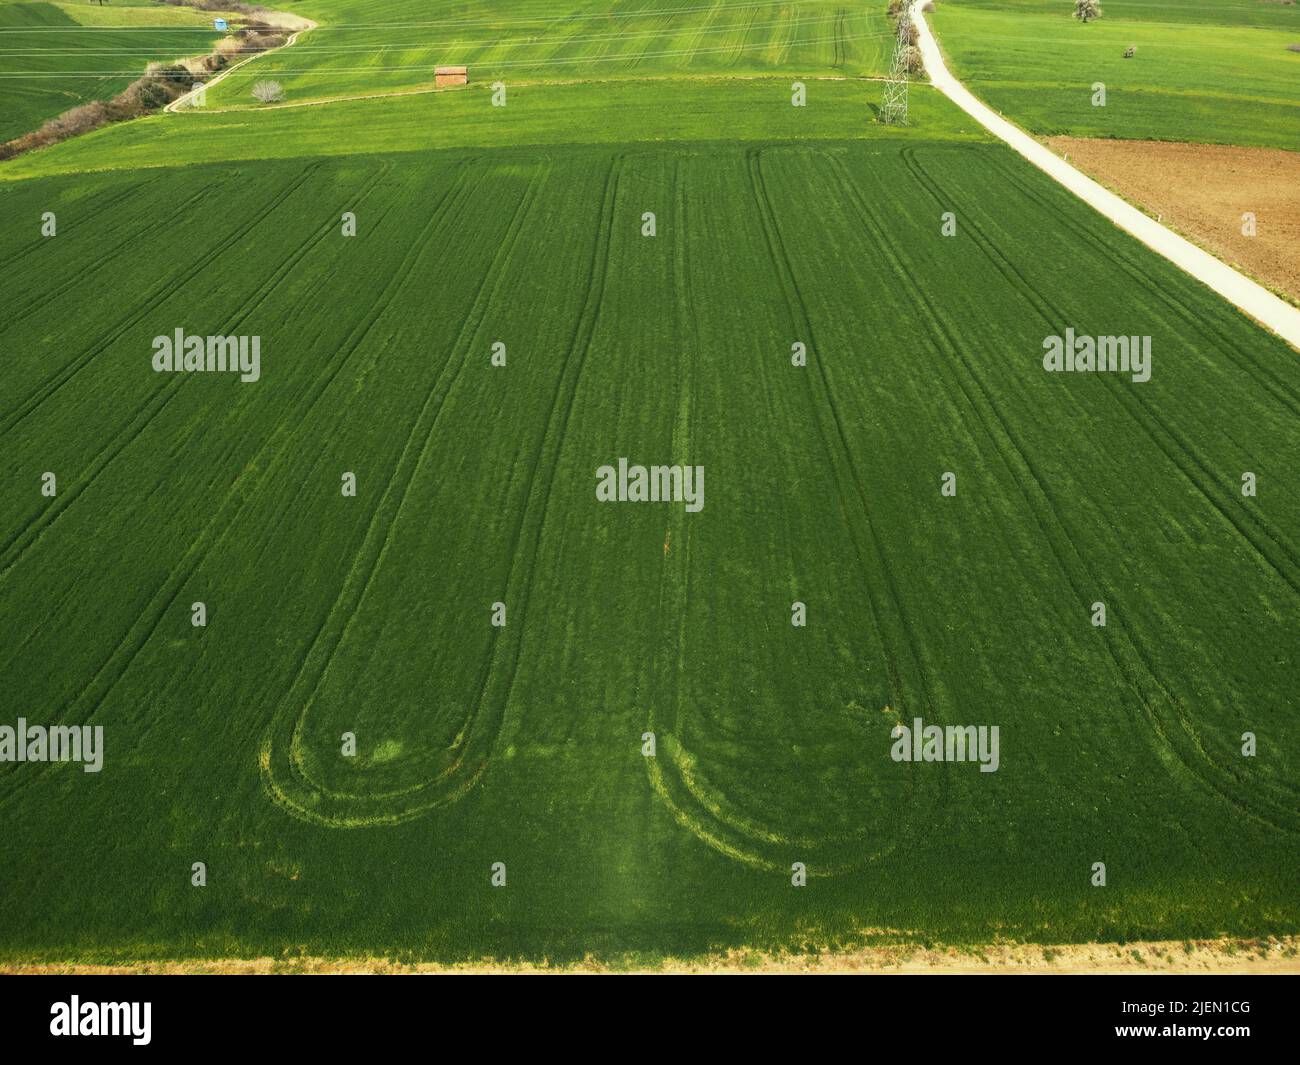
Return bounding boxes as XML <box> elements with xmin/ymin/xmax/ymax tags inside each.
<box><xmin>1</xmin><ymin>137</ymin><xmax>1296</xmax><ymax>959</ymax></box>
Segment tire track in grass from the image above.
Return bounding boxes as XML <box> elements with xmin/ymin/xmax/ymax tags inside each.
<box><xmin>267</xmin><ymin>157</ymin><xmax>623</xmax><ymax>826</ymax></box>
<box><xmin>233</xmin><ymin>165</ymin><xmax>499</xmax><ymax>815</ymax></box>
<box><xmin>475</xmin><ymin>155</ymin><xmax>625</xmax><ymax>771</ymax></box>
<box><xmin>266</xmin><ymin>166</ymin><xmax>544</xmax><ymax>816</ymax></box>
<box><xmin>0</xmin><ymin>162</ymin><xmax>404</xmax><ymax>804</ymax></box>
<box><xmin>684</xmin><ymin>0</ymin><xmax>726</xmax><ymax>67</ymax></box>
<box><xmin>753</xmin><ymin>148</ymin><xmax>944</xmax><ymax>725</ymax></box>
<box><xmin>901</xmin><ymin>147</ymin><xmax>1300</xmax><ymax>827</ymax></box>
<box><xmin>640</xmin><ymin>155</ymin><xmax>850</xmax><ymax>871</ymax></box>
<box><xmin>727</xmin><ymin>1</ymin><xmax>764</xmax><ymax>67</ymax></box>
<box><xmin>0</xmin><ymin>172</ymin><xmax>168</xmax><ymax>277</ymax></box>
<box><xmin>0</xmin><ymin>157</ymin><xmax>394</xmax><ymax>636</ymax></box>
<box><xmin>0</xmin><ymin>378</ymin><xmax>183</xmax><ymax>577</ymax></box>
<box><xmin>905</xmin><ymin>148</ymin><xmax>1300</xmax><ymax>597</ymax></box>
<box><xmin>754</xmin><ymin>145</ymin><xmax>957</xmax><ymax>832</ymax></box>
<box><xmin>775</xmin><ymin>5</ymin><xmax>799</xmax><ymax>66</ymax></box>
<box><xmin>832</xmin><ymin>149</ymin><xmax>1299</xmax><ymax>835</ymax></box>
<box><xmin>824</xmin><ymin>148</ymin><xmax>1187</xmax><ymax>779</ymax></box>
<box><xmin>984</xmin><ymin>149</ymin><xmax>1300</xmax><ymax>444</ymax></box>
<box><xmin>3</xmin><ymin>159</ymin><xmax>402</xmax><ymax>672</ymax></box>
<box><xmin>260</xmin><ymin>162</ymin><xmax>565</xmax><ymax>826</ymax></box>
<box><xmin>0</xmin><ymin>163</ymin><xmax>389</xmax><ymax>583</ymax></box>
<box><xmin>1</xmin><ymin>180</ymin><xmax>221</xmax><ymax>329</ymax></box>
<box><xmin>986</xmin><ymin>154</ymin><xmax>1300</xmax><ymax>422</ymax></box>
<box><xmin>647</xmin><ymin>147</ymin><xmax>947</xmax><ymax>872</ymax></box>
<box><xmin>231</xmin><ymin>159</ymin><xmax>480</xmax><ymax>536</ymax></box>
<box><xmin>621</xmin><ymin>8</ymin><xmax>675</xmax><ymax>71</ymax></box>
<box><xmin>0</xmin><ymin>163</ymin><xmax>322</xmax><ymax>433</ymax></box>
<box><xmin>985</xmin><ymin>154</ymin><xmax>1300</xmax><ymax>572</ymax></box>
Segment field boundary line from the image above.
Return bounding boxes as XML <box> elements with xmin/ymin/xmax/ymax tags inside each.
<box><xmin>4</xmin><ymin>936</ymin><xmax>1297</xmax><ymax>972</ymax></box>
<box><xmin>910</xmin><ymin>1</ymin><xmax>1300</xmax><ymax>352</ymax></box>
<box><xmin>171</xmin><ymin>73</ymin><xmax>890</xmax><ymax>115</ymax></box>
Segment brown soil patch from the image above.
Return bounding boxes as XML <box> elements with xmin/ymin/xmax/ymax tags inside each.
<box><xmin>3</xmin><ymin>937</ymin><xmax>1297</xmax><ymax>974</ymax></box>
<box><xmin>1044</xmin><ymin>137</ymin><xmax>1300</xmax><ymax>306</ymax></box>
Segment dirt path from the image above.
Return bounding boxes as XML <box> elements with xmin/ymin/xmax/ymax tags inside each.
<box><xmin>165</xmin><ymin>18</ymin><xmax>317</xmax><ymax>113</ymax></box>
<box><xmin>910</xmin><ymin>1</ymin><xmax>1300</xmax><ymax>351</ymax></box>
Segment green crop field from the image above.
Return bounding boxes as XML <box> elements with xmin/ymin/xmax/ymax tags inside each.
<box><xmin>0</xmin><ymin>1</ymin><xmax>220</xmax><ymax>141</ymax></box>
<box><xmin>201</xmin><ymin>0</ymin><xmax>897</xmax><ymax>109</ymax></box>
<box><xmin>930</xmin><ymin>0</ymin><xmax>1300</xmax><ymax>149</ymax></box>
<box><xmin>0</xmin><ymin>1</ymin><xmax>1297</xmax><ymax>968</ymax></box>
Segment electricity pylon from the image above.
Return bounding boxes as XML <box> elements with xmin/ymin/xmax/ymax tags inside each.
<box><xmin>880</xmin><ymin>16</ymin><xmax>912</xmax><ymax>126</ymax></box>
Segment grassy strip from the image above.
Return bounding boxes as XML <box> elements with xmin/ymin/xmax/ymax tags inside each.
<box><xmin>1</xmin><ymin>77</ymin><xmax>988</xmax><ymax>179</ymax></box>
<box><xmin>929</xmin><ymin>1</ymin><xmax>1300</xmax><ymax>150</ymax></box>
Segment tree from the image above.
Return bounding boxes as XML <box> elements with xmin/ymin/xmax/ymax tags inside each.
<box><xmin>1074</xmin><ymin>0</ymin><xmax>1102</xmax><ymax>22</ymax></box>
<box><xmin>251</xmin><ymin>80</ymin><xmax>284</xmax><ymax>104</ymax></box>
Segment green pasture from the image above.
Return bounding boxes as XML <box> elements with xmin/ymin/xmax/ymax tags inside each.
<box><xmin>930</xmin><ymin>0</ymin><xmax>1300</xmax><ymax>148</ymax></box>
<box><xmin>200</xmin><ymin>0</ymin><xmax>897</xmax><ymax>109</ymax></box>
<box><xmin>0</xmin><ymin>1</ymin><xmax>220</xmax><ymax>141</ymax></box>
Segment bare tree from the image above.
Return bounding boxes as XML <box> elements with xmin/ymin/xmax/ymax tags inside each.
<box><xmin>251</xmin><ymin>79</ymin><xmax>284</xmax><ymax>104</ymax></box>
<box><xmin>1074</xmin><ymin>0</ymin><xmax>1102</xmax><ymax>22</ymax></box>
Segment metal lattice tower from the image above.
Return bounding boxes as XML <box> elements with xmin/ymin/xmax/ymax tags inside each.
<box><xmin>880</xmin><ymin>17</ymin><xmax>911</xmax><ymax>126</ymax></box>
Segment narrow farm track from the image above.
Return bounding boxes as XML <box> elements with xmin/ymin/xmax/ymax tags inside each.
<box><xmin>910</xmin><ymin>0</ymin><xmax>1300</xmax><ymax>352</ymax></box>
<box><xmin>165</xmin><ymin>18</ymin><xmax>319</xmax><ymax>114</ymax></box>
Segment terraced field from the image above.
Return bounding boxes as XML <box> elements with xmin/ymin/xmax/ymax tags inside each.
<box><xmin>0</xmin><ymin>0</ymin><xmax>220</xmax><ymax>141</ymax></box>
<box><xmin>0</xmin><ymin>1</ymin><xmax>1296</xmax><ymax>965</ymax></box>
<box><xmin>930</xmin><ymin>0</ymin><xmax>1300</xmax><ymax>149</ymax></box>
